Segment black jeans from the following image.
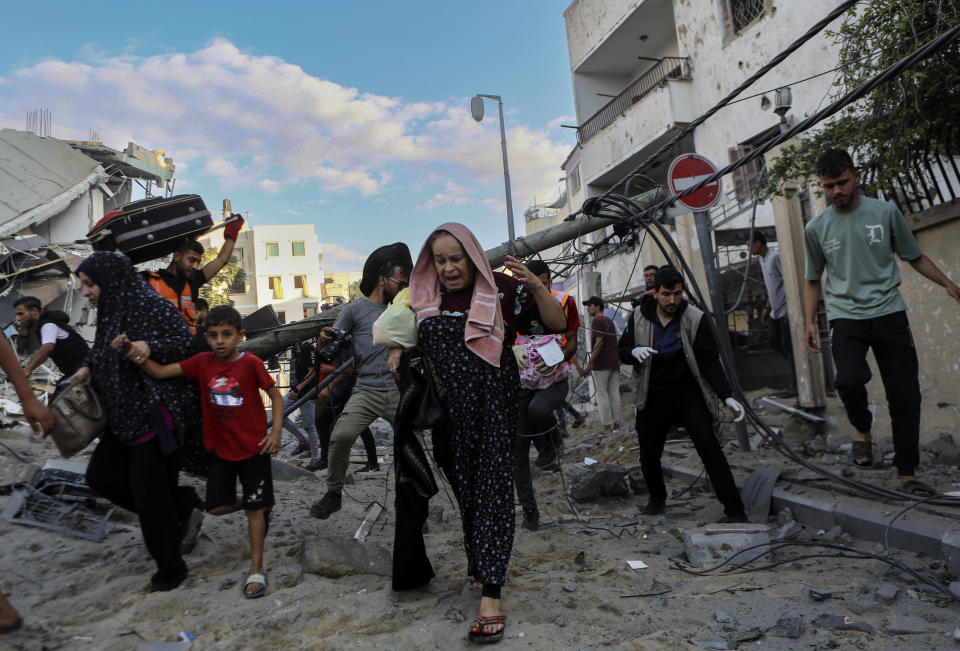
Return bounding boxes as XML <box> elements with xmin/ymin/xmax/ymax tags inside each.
<box><xmin>316</xmin><ymin>401</ymin><xmax>377</xmax><ymax>467</ymax></box>
<box><xmin>86</xmin><ymin>434</ymin><xmax>195</xmax><ymax>581</ymax></box>
<box><xmin>830</xmin><ymin>311</ymin><xmax>921</xmax><ymax>476</ymax></box>
<box><xmin>768</xmin><ymin>315</ymin><xmax>796</xmax><ymax>383</ymax></box>
<box><xmin>635</xmin><ymin>387</ymin><xmax>745</xmax><ymax>517</ymax></box>
<box><xmin>514</xmin><ymin>379</ymin><xmax>568</xmax><ymax>516</ymax></box>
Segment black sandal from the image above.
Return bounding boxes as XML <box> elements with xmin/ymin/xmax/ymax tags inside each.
<box><xmin>901</xmin><ymin>479</ymin><xmax>936</xmax><ymax>496</ymax></box>
<box><xmin>851</xmin><ymin>439</ymin><xmax>873</xmax><ymax>468</ymax></box>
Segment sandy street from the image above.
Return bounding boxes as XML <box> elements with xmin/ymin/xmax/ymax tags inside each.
<box><xmin>2</xmin><ymin>391</ymin><xmax>959</xmax><ymax>650</ymax></box>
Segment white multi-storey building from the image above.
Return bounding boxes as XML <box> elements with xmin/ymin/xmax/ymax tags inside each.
<box><xmin>203</xmin><ymin>223</ymin><xmax>324</xmax><ymax>323</ymax></box>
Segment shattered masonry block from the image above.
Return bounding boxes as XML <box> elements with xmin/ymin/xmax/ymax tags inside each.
<box><xmin>941</xmin><ymin>530</ymin><xmax>960</xmax><ymax>575</ymax></box>
<box><xmin>682</xmin><ymin>524</ymin><xmax>772</xmax><ymax>568</ymax></box>
<box><xmin>566</xmin><ymin>464</ymin><xmax>631</xmax><ymax>502</ymax></box>
<box><xmin>874</xmin><ymin>582</ymin><xmax>900</xmax><ymax>605</ymax></box>
<box><xmin>300</xmin><ymin>534</ymin><xmax>392</xmax><ymax>578</ymax></box>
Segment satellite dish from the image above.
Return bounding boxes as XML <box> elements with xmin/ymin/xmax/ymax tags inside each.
<box><xmin>470</xmin><ymin>95</ymin><xmax>485</xmax><ymax>122</ymax></box>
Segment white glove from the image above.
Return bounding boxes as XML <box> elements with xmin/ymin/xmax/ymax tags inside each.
<box><xmin>724</xmin><ymin>397</ymin><xmax>745</xmax><ymax>422</ymax></box>
<box><xmin>631</xmin><ymin>346</ymin><xmax>657</xmax><ymax>363</ymax></box>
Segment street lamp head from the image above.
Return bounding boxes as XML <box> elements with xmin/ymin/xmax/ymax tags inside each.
<box><xmin>774</xmin><ymin>86</ymin><xmax>792</xmax><ymax>117</ymax></box>
<box><xmin>470</xmin><ymin>95</ymin><xmax>485</xmax><ymax>122</ymax></box>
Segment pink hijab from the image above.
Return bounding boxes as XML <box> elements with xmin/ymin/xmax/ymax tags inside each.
<box><xmin>409</xmin><ymin>222</ymin><xmax>504</xmax><ymax>367</ymax></box>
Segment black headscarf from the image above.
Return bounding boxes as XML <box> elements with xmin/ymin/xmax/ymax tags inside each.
<box><xmin>78</xmin><ymin>251</ymin><xmax>199</xmax><ymax>448</ymax></box>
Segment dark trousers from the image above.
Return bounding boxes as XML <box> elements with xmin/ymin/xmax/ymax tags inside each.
<box><xmin>636</xmin><ymin>388</ymin><xmax>745</xmax><ymax>517</ymax></box>
<box><xmin>514</xmin><ymin>379</ymin><xmax>568</xmax><ymax>515</ymax></box>
<box><xmin>316</xmin><ymin>401</ymin><xmax>377</xmax><ymax>467</ymax></box>
<box><xmin>830</xmin><ymin>311</ymin><xmax>921</xmax><ymax>475</ymax></box>
<box><xmin>86</xmin><ymin>434</ymin><xmax>195</xmax><ymax>580</ymax></box>
<box><xmin>554</xmin><ymin>400</ymin><xmax>583</xmax><ymax>430</ymax></box>
<box><xmin>768</xmin><ymin>315</ymin><xmax>796</xmax><ymax>383</ymax></box>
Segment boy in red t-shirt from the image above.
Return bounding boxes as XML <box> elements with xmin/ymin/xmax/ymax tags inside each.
<box><xmin>118</xmin><ymin>305</ymin><xmax>283</xmax><ymax>599</ymax></box>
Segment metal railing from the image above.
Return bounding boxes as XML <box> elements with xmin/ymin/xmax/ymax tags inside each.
<box><xmin>577</xmin><ymin>57</ymin><xmax>691</xmax><ymax>145</ymax></box>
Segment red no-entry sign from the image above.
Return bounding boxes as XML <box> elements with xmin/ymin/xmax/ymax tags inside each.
<box><xmin>667</xmin><ymin>154</ymin><xmax>722</xmax><ymax>212</ymax></box>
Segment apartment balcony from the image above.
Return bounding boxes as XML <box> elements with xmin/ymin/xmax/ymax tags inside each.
<box><xmin>577</xmin><ymin>56</ymin><xmax>691</xmax><ymax>145</ymax></box>
<box><xmin>575</xmin><ymin>68</ymin><xmax>696</xmax><ymax>193</ymax></box>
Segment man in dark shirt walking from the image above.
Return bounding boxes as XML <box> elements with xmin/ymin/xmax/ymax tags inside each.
<box><xmin>619</xmin><ymin>267</ymin><xmax>747</xmax><ymax>521</ymax></box>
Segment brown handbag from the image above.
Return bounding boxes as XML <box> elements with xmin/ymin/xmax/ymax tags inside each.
<box><xmin>49</xmin><ymin>381</ymin><xmax>106</xmax><ymax>457</ymax></box>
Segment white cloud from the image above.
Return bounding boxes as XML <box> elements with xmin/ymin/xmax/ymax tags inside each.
<box><xmin>258</xmin><ymin>178</ymin><xmax>280</xmax><ymax>193</ymax></box>
<box><xmin>0</xmin><ymin>39</ymin><xmax>570</xmax><ymax>210</ymax></box>
<box><xmin>321</xmin><ymin>242</ymin><xmax>367</xmax><ymax>272</ymax></box>
<box><xmin>421</xmin><ymin>182</ymin><xmax>471</xmax><ymax>211</ymax></box>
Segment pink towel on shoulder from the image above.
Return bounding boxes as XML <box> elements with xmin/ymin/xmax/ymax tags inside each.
<box><xmin>409</xmin><ymin>222</ymin><xmax>504</xmax><ymax>367</ymax></box>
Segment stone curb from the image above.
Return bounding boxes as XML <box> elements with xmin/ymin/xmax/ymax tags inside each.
<box><xmin>661</xmin><ymin>461</ymin><xmax>960</xmax><ymax>572</ymax></box>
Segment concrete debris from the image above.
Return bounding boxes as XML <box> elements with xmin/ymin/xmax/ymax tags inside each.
<box><xmin>682</xmin><ymin>524</ymin><xmax>771</xmax><ymax>568</ymax></box>
<box><xmin>566</xmin><ymin>464</ymin><xmax>631</xmax><ymax>501</ymax></box>
<box><xmin>300</xmin><ymin>534</ymin><xmax>392</xmax><ymax>578</ymax></box>
<box><xmin>924</xmin><ymin>438</ymin><xmax>960</xmax><ymax>466</ymax></box>
<box><xmin>776</xmin><ymin>508</ymin><xmax>795</xmax><ymax>527</ymax></box>
<box><xmin>820</xmin><ymin>525</ymin><xmax>843</xmax><ymax>543</ymax></box>
<box><xmin>772</xmin><ymin>615</ymin><xmax>805</xmax><ymax>638</ymax></box>
<box><xmin>815</xmin><ymin>614</ymin><xmax>873</xmax><ymax>633</ymax></box>
<box><xmin>882</xmin><ymin>615</ymin><xmax>933</xmax><ymax>635</ymax></box>
<box><xmin>808</xmin><ymin>588</ymin><xmax>832</xmax><ymax>602</ymax></box>
<box><xmin>443</xmin><ymin>607</ymin><xmax>465</xmax><ymax>623</ymax></box>
<box><xmin>353</xmin><ymin>503</ymin><xmax>383</xmax><ymax>542</ymax></box>
<box><xmin>271</xmin><ymin>460</ymin><xmax>318</xmax><ymax>482</ymax></box>
<box><xmin>772</xmin><ymin>521</ymin><xmax>803</xmax><ymax>541</ymax></box>
<box><xmin>691</xmin><ymin>639</ymin><xmax>733</xmax><ymax>650</ymax></box>
<box><xmin>874</xmin><ymin>582</ymin><xmax>900</xmax><ymax>604</ymax></box>
<box><xmin>948</xmin><ymin>581</ymin><xmax>960</xmax><ymax>600</ymax></box>
<box><xmin>713</xmin><ymin>611</ymin><xmax>733</xmax><ymax>623</ymax></box>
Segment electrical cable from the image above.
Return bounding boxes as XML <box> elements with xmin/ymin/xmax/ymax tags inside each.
<box><xmin>600</xmin><ymin>0</ymin><xmax>863</xmax><ymax>198</ymax></box>
<box><xmin>671</xmin><ymin>539</ymin><xmax>958</xmax><ymax>601</ymax></box>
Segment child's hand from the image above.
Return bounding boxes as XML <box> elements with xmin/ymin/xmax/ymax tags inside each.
<box><xmin>111</xmin><ymin>334</ymin><xmax>130</xmax><ymax>352</ymax></box>
<box><xmin>124</xmin><ymin>341</ymin><xmax>151</xmax><ymax>365</ymax></box>
<box><xmin>259</xmin><ymin>428</ymin><xmax>282</xmax><ymax>455</ymax></box>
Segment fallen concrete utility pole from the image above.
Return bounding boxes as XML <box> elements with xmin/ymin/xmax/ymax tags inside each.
<box><xmin>241</xmin><ymin>187</ymin><xmax>666</xmax><ymax>359</ymax></box>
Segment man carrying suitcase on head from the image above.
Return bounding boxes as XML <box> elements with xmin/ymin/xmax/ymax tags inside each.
<box><xmin>145</xmin><ymin>215</ymin><xmax>244</xmax><ymax>334</ymax></box>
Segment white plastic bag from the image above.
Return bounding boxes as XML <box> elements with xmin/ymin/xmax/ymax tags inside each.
<box><xmin>373</xmin><ymin>287</ymin><xmax>418</xmax><ymax>348</ymax></box>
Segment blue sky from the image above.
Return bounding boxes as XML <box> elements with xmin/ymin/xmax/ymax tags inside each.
<box><xmin>0</xmin><ymin>1</ymin><xmax>578</xmax><ymax>270</ymax></box>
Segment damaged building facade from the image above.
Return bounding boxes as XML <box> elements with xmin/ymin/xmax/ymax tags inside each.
<box><xmin>0</xmin><ymin>129</ymin><xmax>175</xmax><ymax>381</ymax></box>
<box><xmin>548</xmin><ymin>0</ymin><xmax>960</xmax><ymax>441</ymax></box>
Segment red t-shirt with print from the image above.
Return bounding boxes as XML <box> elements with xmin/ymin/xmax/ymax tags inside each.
<box><xmin>179</xmin><ymin>351</ymin><xmax>276</xmax><ymax>461</ymax></box>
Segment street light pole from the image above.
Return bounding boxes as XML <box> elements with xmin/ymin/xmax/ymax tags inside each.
<box><xmin>472</xmin><ymin>94</ymin><xmax>515</xmax><ymax>242</ymax></box>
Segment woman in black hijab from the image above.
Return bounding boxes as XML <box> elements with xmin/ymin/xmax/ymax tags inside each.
<box><xmin>72</xmin><ymin>251</ymin><xmax>202</xmax><ymax>592</ymax></box>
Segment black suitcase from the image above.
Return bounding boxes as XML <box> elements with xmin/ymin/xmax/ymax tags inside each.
<box><xmin>87</xmin><ymin>194</ymin><xmax>213</xmax><ymax>263</ymax></box>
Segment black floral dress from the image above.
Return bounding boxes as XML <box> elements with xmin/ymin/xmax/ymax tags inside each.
<box><xmin>417</xmin><ymin>272</ymin><xmax>543</xmax><ymax>585</ymax></box>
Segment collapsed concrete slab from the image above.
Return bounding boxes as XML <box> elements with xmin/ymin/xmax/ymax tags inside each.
<box><xmin>567</xmin><ymin>463</ymin><xmax>633</xmax><ymax>501</ymax></box>
<box><xmin>683</xmin><ymin>523</ymin><xmax>772</xmax><ymax>567</ymax></box>
<box><xmin>300</xmin><ymin>534</ymin><xmax>392</xmax><ymax>578</ymax></box>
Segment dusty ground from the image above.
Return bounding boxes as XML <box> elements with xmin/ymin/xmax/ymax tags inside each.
<box><xmin>1</xmin><ymin>388</ymin><xmax>959</xmax><ymax>650</ymax></box>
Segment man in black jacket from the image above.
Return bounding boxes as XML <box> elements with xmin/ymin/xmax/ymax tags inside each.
<box><xmin>618</xmin><ymin>267</ymin><xmax>747</xmax><ymax>522</ymax></box>
<box><xmin>14</xmin><ymin>296</ymin><xmax>89</xmax><ymax>378</ymax></box>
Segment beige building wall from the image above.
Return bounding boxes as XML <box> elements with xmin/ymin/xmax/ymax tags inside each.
<box><xmin>867</xmin><ymin>210</ymin><xmax>960</xmax><ymax>445</ymax></box>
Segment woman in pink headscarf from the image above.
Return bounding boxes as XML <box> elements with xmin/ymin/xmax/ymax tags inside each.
<box><xmin>386</xmin><ymin>223</ymin><xmax>566</xmax><ymax>644</ymax></box>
